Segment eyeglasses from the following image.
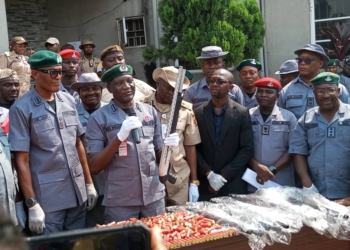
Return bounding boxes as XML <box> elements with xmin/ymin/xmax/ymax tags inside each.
<box><xmin>296</xmin><ymin>57</ymin><xmax>316</xmax><ymax>64</ymax></box>
<box><xmin>208</xmin><ymin>80</ymin><xmax>230</xmax><ymax>85</ymax></box>
<box><xmin>314</xmin><ymin>88</ymin><xmax>337</xmax><ymax>96</ymax></box>
<box><xmin>37</xmin><ymin>69</ymin><xmax>65</xmax><ymax>79</ymax></box>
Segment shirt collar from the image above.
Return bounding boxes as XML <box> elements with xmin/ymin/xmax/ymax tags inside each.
<box><xmin>148</xmin><ymin>92</ymin><xmax>170</xmax><ymax>113</ymax></box>
<box><xmin>212</xmin><ymin>100</ymin><xmax>228</xmax><ymax>116</ymax></box>
<box><xmin>199</xmin><ymin>78</ymin><xmax>209</xmax><ymax>89</ymax></box>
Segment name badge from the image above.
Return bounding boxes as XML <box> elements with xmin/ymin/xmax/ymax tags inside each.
<box><xmin>307</xmin><ymin>97</ymin><xmax>314</xmax><ymax>107</ymax></box>
<box><xmin>58</xmin><ymin>116</ymin><xmax>64</xmax><ymax>129</ymax></box>
<box><xmin>262</xmin><ymin>125</ymin><xmax>269</xmax><ymax>135</ymax></box>
<box><xmin>327</xmin><ymin>127</ymin><xmax>335</xmax><ymax>138</ymax></box>
<box><xmin>119</xmin><ymin>141</ymin><xmax>128</xmax><ymax>156</ymax></box>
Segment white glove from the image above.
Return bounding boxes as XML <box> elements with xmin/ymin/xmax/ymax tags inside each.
<box><xmin>86</xmin><ymin>183</ymin><xmax>98</xmax><ymax>210</ymax></box>
<box><xmin>117</xmin><ymin>116</ymin><xmax>142</xmax><ymax>141</ymax></box>
<box><xmin>207</xmin><ymin>171</ymin><xmax>227</xmax><ymax>191</ymax></box>
<box><xmin>28</xmin><ymin>203</ymin><xmax>45</xmax><ymax>234</ymax></box>
<box><xmin>164</xmin><ymin>133</ymin><xmax>179</xmax><ymax>148</ymax></box>
<box><xmin>15</xmin><ymin>201</ymin><xmax>27</xmax><ymax>230</ymax></box>
<box><xmin>188</xmin><ymin>183</ymin><xmax>199</xmax><ymax>202</ymax></box>
<box><xmin>303</xmin><ymin>183</ymin><xmax>319</xmax><ymax>193</ymax></box>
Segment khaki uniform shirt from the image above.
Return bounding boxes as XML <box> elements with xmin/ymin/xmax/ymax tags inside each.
<box><xmin>0</xmin><ymin>51</ymin><xmax>31</xmax><ymax>97</ymax></box>
<box><xmin>101</xmin><ymin>79</ymin><xmax>155</xmax><ymax>103</ymax></box>
<box><xmin>143</xmin><ymin>93</ymin><xmax>201</xmax><ymax>196</ymax></box>
<box><xmin>79</xmin><ymin>56</ymin><xmax>101</xmax><ymax>74</ymax></box>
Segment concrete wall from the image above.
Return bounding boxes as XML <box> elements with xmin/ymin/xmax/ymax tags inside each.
<box><xmin>5</xmin><ymin>0</ymin><xmax>50</xmax><ymax>52</ymax></box>
<box><xmin>0</xmin><ymin>0</ymin><xmax>9</xmax><ymax>53</ymax></box>
<box><xmin>47</xmin><ymin>0</ymin><xmax>154</xmax><ymax>82</ymax></box>
<box><xmin>262</xmin><ymin>0</ymin><xmax>311</xmax><ymax>77</ymax></box>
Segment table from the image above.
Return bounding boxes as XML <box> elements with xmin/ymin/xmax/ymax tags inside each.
<box><xmin>179</xmin><ymin>226</ymin><xmax>350</xmax><ymax>250</ymax></box>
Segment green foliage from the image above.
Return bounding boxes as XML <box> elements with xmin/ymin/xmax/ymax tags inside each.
<box><xmin>143</xmin><ymin>0</ymin><xmax>265</xmax><ymax>67</ymax></box>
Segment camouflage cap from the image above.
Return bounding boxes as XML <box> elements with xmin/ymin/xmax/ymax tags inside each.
<box><xmin>0</xmin><ymin>69</ymin><xmax>19</xmax><ymax>81</ymax></box>
<box><xmin>11</xmin><ymin>36</ymin><xmax>28</xmax><ymax>45</ymax></box>
<box><xmin>79</xmin><ymin>40</ymin><xmax>96</xmax><ymax>50</ymax></box>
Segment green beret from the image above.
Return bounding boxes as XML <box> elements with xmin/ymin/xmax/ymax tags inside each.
<box><xmin>185</xmin><ymin>70</ymin><xmax>194</xmax><ymax>81</ymax></box>
<box><xmin>311</xmin><ymin>72</ymin><xmax>340</xmax><ymax>85</ymax></box>
<box><xmin>327</xmin><ymin>59</ymin><xmax>339</xmax><ymax>66</ymax></box>
<box><xmin>28</xmin><ymin>50</ymin><xmax>62</xmax><ymax>69</ymax></box>
<box><xmin>101</xmin><ymin>64</ymin><xmax>133</xmax><ymax>84</ymax></box>
<box><xmin>236</xmin><ymin>59</ymin><xmax>262</xmax><ymax>72</ymax></box>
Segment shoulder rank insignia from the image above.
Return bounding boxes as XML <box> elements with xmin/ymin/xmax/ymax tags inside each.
<box><xmin>181</xmin><ymin>100</ymin><xmax>193</xmax><ymax>110</ymax></box>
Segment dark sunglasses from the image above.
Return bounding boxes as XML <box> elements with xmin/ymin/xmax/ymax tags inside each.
<box><xmin>37</xmin><ymin>69</ymin><xmax>65</xmax><ymax>78</ymax></box>
<box><xmin>296</xmin><ymin>57</ymin><xmax>316</xmax><ymax>64</ymax></box>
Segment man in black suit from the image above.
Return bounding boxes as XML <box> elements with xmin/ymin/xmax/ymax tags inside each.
<box><xmin>194</xmin><ymin>69</ymin><xmax>254</xmax><ymax>201</ymax></box>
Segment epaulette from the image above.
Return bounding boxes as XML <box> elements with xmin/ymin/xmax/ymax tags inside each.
<box><xmin>181</xmin><ymin>100</ymin><xmax>192</xmax><ymax>110</ymax></box>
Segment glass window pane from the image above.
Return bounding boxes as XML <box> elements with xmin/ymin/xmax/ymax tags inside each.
<box><xmin>315</xmin><ymin>0</ymin><xmax>350</xmax><ymax>20</ymax></box>
<box><xmin>315</xmin><ymin>18</ymin><xmax>350</xmax><ymax>41</ymax></box>
<box><xmin>136</xmin><ymin>31</ymin><xmax>144</xmax><ymax>37</ymax></box>
<box><xmin>128</xmin><ymin>37</ymin><xmax>134</xmax><ymax>46</ymax></box>
<box><xmin>141</xmin><ymin>37</ymin><xmax>145</xmax><ymax>45</ymax></box>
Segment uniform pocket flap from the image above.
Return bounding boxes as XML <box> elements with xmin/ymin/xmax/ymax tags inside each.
<box><xmin>142</xmin><ymin>127</ymin><xmax>154</xmax><ymax>137</ymax></box>
<box><xmin>108</xmin><ymin>168</ymin><xmax>132</xmax><ymax>181</ymax></box>
<box><xmin>33</xmin><ymin>119</ymin><xmax>54</xmax><ymax>133</ymax></box>
<box><xmin>272</xmin><ymin>125</ymin><xmax>290</xmax><ymax>132</ymax></box>
<box><xmin>339</xmin><ymin>169</ymin><xmax>350</xmax><ymax>178</ymax></box>
<box><xmin>38</xmin><ymin>169</ymin><xmax>65</xmax><ymax>184</ymax></box>
<box><xmin>286</xmin><ymin>98</ymin><xmax>303</xmax><ymax>108</ymax></box>
<box><xmin>64</xmin><ymin>116</ymin><xmax>78</xmax><ymax>126</ymax></box>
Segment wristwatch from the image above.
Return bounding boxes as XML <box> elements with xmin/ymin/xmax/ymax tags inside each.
<box><xmin>25</xmin><ymin>197</ymin><xmax>38</xmax><ymax>207</ymax></box>
<box><xmin>268</xmin><ymin>165</ymin><xmax>277</xmax><ymax>175</ymax></box>
<box><xmin>190</xmin><ymin>180</ymin><xmax>200</xmax><ymax>186</ymax></box>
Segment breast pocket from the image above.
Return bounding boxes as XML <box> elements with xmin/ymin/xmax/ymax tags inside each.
<box><xmin>64</xmin><ymin>115</ymin><xmax>79</xmax><ymax>141</ymax></box>
<box><xmin>142</xmin><ymin>127</ymin><xmax>154</xmax><ymax>137</ymax></box>
<box><xmin>306</xmin><ymin>127</ymin><xmax>323</xmax><ymax>147</ymax></box>
<box><xmin>272</xmin><ymin>125</ymin><xmax>290</xmax><ymax>148</ymax></box>
<box><xmin>33</xmin><ymin>119</ymin><xmax>59</xmax><ymax>147</ymax></box>
<box><xmin>338</xmin><ymin>126</ymin><xmax>350</xmax><ymax>145</ymax></box>
<box><xmin>286</xmin><ymin>98</ymin><xmax>303</xmax><ymax>109</ymax></box>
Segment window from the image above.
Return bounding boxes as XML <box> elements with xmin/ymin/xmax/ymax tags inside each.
<box><xmin>312</xmin><ymin>0</ymin><xmax>350</xmax><ymax>53</ymax></box>
<box><xmin>117</xmin><ymin>17</ymin><xmax>146</xmax><ymax>48</ymax></box>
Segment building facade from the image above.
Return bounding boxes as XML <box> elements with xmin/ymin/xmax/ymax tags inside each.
<box><xmin>1</xmin><ymin>0</ymin><xmax>349</xmax><ymax>82</ymax></box>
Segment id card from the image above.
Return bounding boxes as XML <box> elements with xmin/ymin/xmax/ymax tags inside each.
<box><xmin>119</xmin><ymin>141</ymin><xmax>128</xmax><ymax>156</ymax></box>
<box><xmin>161</xmin><ymin>124</ymin><xmax>168</xmax><ymax>139</ymax></box>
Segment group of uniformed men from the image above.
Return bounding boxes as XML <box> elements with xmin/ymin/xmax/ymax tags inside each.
<box><xmin>0</xmin><ymin>35</ymin><xmax>350</xmax><ymax>237</ymax></box>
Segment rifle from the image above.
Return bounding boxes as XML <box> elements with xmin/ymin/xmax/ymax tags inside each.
<box><xmin>158</xmin><ymin>67</ymin><xmax>186</xmax><ymax>184</ymax></box>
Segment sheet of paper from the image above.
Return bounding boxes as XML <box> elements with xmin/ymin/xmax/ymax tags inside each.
<box><xmin>242</xmin><ymin>168</ymin><xmax>281</xmax><ymax>189</ymax></box>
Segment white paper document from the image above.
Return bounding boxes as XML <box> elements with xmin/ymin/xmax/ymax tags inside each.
<box><xmin>242</xmin><ymin>168</ymin><xmax>281</xmax><ymax>189</ymax></box>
